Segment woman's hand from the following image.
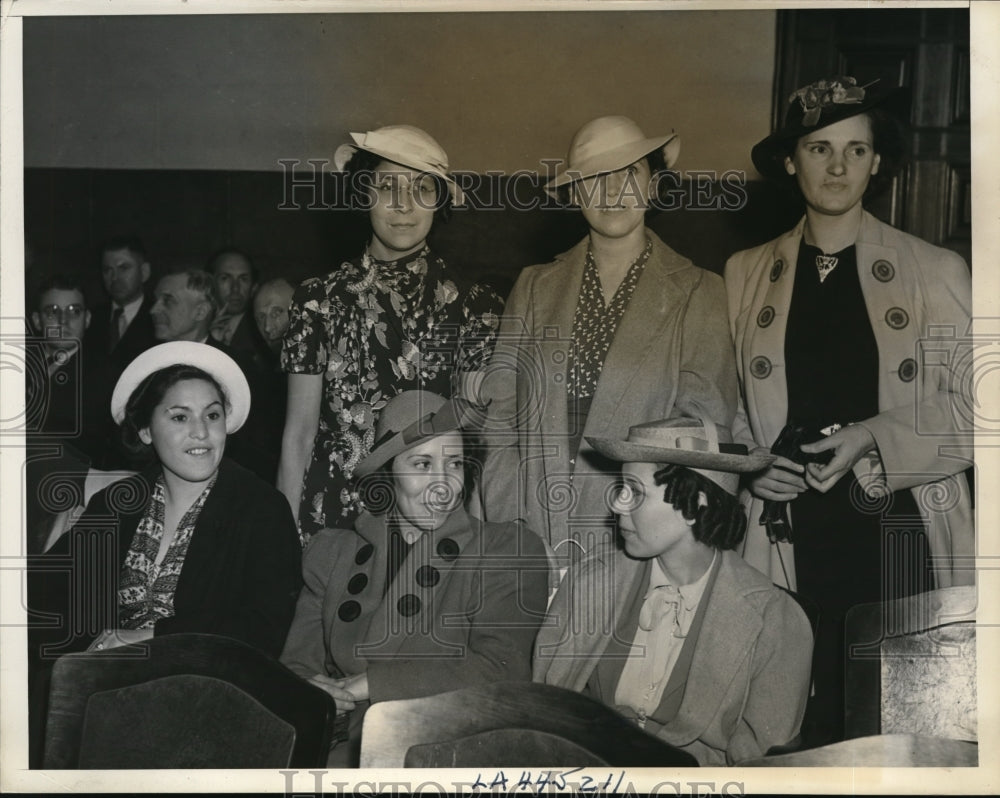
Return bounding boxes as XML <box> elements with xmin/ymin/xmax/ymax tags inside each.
<box><xmin>87</xmin><ymin>628</ymin><xmax>154</xmax><ymax>651</ymax></box>
<box><xmin>308</xmin><ymin>672</ymin><xmax>369</xmax><ymax>714</ymax></box>
<box><xmin>799</xmin><ymin>425</ymin><xmax>876</xmax><ymax>493</ymax></box>
<box><xmin>748</xmin><ymin>447</ymin><xmax>808</xmax><ymax>502</ymax></box>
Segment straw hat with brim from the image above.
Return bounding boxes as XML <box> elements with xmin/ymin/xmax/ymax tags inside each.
<box><xmin>586</xmin><ymin>417</ymin><xmax>775</xmax><ymax>496</ymax></box>
<box><xmin>751</xmin><ymin>76</ymin><xmax>911</xmax><ymax>183</ymax></box>
<box><xmin>110</xmin><ymin>341</ymin><xmax>251</xmax><ymax>434</ymax></box>
<box><xmin>334</xmin><ymin>124</ymin><xmax>464</xmax><ymax>206</ymax></box>
<box><xmin>354</xmin><ymin>390</ymin><xmax>476</xmax><ymax>478</ymax></box>
<box><xmin>547</xmin><ymin>115</ymin><xmax>681</xmax><ymax>195</ymax></box>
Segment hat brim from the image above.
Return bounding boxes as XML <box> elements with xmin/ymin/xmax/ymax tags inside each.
<box><xmin>354</xmin><ymin>398</ymin><xmax>474</xmax><ymax>478</ymax></box>
<box><xmin>751</xmin><ymin>85</ymin><xmax>910</xmax><ymax>182</ymax></box>
<box><xmin>548</xmin><ymin>133</ymin><xmax>680</xmax><ymax>191</ymax></box>
<box><xmin>110</xmin><ymin>342</ymin><xmax>251</xmax><ymax>433</ymax></box>
<box><xmin>585</xmin><ymin>436</ymin><xmax>775</xmax><ymax>473</ymax></box>
<box><xmin>334</xmin><ymin>142</ymin><xmax>464</xmax><ymax>206</ymax></box>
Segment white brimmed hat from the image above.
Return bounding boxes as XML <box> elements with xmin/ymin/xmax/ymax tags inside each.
<box><xmin>110</xmin><ymin>342</ymin><xmax>251</xmax><ymax>433</ymax></box>
<box><xmin>334</xmin><ymin>124</ymin><xmax>464</xmax><ymax>206</ymax></box>
<box><xmin>548</xmin><ymin>115</ymin><xmax>681</xmax><ymax>191</ymax></box>
<box><xmin>587</xmin><ymin>417</ymin><xmax>774</xmax><ymax>495</ymax></box>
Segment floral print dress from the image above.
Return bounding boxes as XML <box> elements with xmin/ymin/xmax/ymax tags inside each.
<box><xmin>282</xmin><ymin>246</ymin><xmax>502</xmax><ymax>543</ymax></box>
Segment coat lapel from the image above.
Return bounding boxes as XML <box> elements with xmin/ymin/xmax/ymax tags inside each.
<box><xmin>742</xmin><ymin>220</ymin><xmax>802</xmax><ymax>444</ymax></box>
<box><xmin>660</xmin><ymin>551</ymin><xmax>763</xmax><ymax>746</ymax></box>
<box><xmin>585</xmin><ymin>234</ymin><xmax>689</xmax><ymax>440</ymax></box>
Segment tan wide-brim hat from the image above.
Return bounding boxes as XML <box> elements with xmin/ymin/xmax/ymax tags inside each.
<box><xmin>334</xmin><ymin>124</ymin><xmax>464</xmax><ymax>206</ymax></box>
<box><xmin>547</xmin><ymin>115</ymin><xmax>681</xmax><ymax>191</ymax></box>
<box><xmin>110</xmin><ymin>341</ymin><xmax>251</xmax><ymax>433</ymax></box>
<box><xmin>587</xmin><ymin>417</ymin><xmax>774</xmax><ymax>495</ymax></box>
<box><xmin>354</xmin><ymin>390</ymin><xmax>476</xmax><ymax>478</ymax></box>
<box><xmin>751</xmin><ymin>76</ymin><xmax>910</xmax><ymax>182</ymax></box>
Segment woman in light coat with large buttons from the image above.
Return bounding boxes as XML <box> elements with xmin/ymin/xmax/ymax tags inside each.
<box><xmin>724</xmin><ymin>76</ymin><xmax>973</xmax><ymax>746</ymax></box>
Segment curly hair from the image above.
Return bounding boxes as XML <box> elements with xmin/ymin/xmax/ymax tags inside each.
<box><xmin>653</xmin><ymin>464</ymin><xmax>748</xmax><ymax>550</ymax></box>
<box><xmin>342</xmin><ymin>147</ymin><xmax>452</xmax><ymax>225</ymax></box>
<box><xmin>120</xmin><ymin>364</ymin><xmax>228</xmax><ymax>459</ymax></box>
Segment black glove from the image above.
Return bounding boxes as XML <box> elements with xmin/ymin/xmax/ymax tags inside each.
<box><xmin>759</xmin><ymin>423</ymin><xmax>834</xmax><ymax>543</ymax></box>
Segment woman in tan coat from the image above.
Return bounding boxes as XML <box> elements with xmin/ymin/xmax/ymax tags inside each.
<box><xmin>480</xmin><ymin>116</ymin><xmax>737</xmax><ymax>559</ymax></box>
<box><xmin>725</xmin><ymin>76</ymin><xmax>973</xmax><ymax>745</ymax></box>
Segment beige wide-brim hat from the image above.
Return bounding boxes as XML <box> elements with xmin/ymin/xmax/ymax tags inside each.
<box><xmin>587</xmin><ymin>417</ymin><xmax>774</xmax><ymax>495</ymax></box>
<box><xmin>547</xmin><ymin>115</ymin><xmax>681</xmax><ymax>191</ymax></box>
<box><xmin>354</xmin><ymin>390</ymin><xmax>477</xmax><ymax>478</ymax></box>
<box><xmin>334</xmin><ymin>124</ymin><xmax>464</xmax><ymax>206</ymax></box>
<box><xmin>110</xmin><ymin>341</ymin><xmax>251</xmax><ymax>433</ymax></box>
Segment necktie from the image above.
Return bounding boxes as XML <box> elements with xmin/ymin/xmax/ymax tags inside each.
<box><xmin>108</xmin><ymin>306</ymin><xmax>124</xmax><ymax>352</ymax></box>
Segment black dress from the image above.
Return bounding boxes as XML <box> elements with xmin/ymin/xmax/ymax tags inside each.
<box><xmin>784</xmin><ymin>242</ymin><xmax>932</xmax><ymax>745</ymax></box>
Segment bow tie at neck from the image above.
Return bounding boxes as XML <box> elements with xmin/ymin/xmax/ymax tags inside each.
<box><xmin>638</xmin><ymin>584</ymin><xmax>690</xmax><ymax>638</ymax></box>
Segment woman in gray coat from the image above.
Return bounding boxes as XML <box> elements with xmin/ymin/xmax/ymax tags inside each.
<box><xmin>480</xmin><ymin>116</ymin><xmax>738</xmax><ymax>560</ymax></box>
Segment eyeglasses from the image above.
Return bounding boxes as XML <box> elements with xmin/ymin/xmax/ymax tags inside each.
<box><xmin>39</xmin><ymin>304</ymin><xmax>86</xmax><ymax>322</ymax></box>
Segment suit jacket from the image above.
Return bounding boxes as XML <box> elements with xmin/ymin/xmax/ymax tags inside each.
<box><xmin>85</xmin><ymin>297</ymin><xmax>157</xmax><ymax>377</ymax></box>
<box><xmin>204</xmin><ymin>335</ymin><xmax>282</xmax><ymax>483</ymax></box>
<box><xmin>479</xmin><ymin>231</ymin><xmax>738</xmax><ymax>552</ymax></box>
<box><xmin>226</xmin><ymin>312</ymin><xmax>273</xmax><ymax>374</ymax></box>
<box><xmin>280</xmin><ymin>509</ymin><xmax>549</xmax><ymax>701</ymax></box>
<box><xmin>724</xmin><ymin>212</ymin><xmax>974</xmax><ymax>589</ymax></box>
<box><xmin>28</xmin><ymin>457</ymin><xmax>302</xmax><ymax>660</ymax></box>
<box><xmin>534</xmin><ymin>545</ymin><xmax>813</xmax><ymax>765</ymax></box>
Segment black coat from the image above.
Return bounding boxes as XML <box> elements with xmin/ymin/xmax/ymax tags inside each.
<box><xmin>28</xmin><ymin>457</ymin><xmax>302</xmax><ymax>661</ymax></box>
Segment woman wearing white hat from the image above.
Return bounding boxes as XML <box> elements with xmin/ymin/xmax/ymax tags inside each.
<box><xmin>480</xmin><ymin>116</ymin><xmax>737</xmax><ymax>554</ymax></box>
<box><xmin>725</xmin><ymin>76</ymin><xmax>973</xmax><ymax>744</ymax></box>
<box><xmin>534</xmin><ymin>417</ymin><xmax>813</xmax><ymax>765</ymax></box>
<box><xmin>280</xmin><ymin>390</ymin><xmax>548</xmax><ymax>766</ymax></box>
<box><xmin>29</xmin><ymin>342</ymin><xmax>302</xmax><ymax>658</ymax></box>
<box><xmin>278</xmin><ymin>125</ymin><xmax>504</xmax><ymax>544</ymax></box>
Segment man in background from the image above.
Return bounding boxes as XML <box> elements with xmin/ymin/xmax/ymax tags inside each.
<box><xmin>252</xmin><ymin>277</ymin><xmax>295</xmax><ymax>358</ymax></box>
<box><xmin>85</xmin><ymin>236</ymin><xmax>156</xmax><ymax>376</ymax></box>
<box><xmin>208</xmin><ymin>248</ymin><xmax>270</xmax><ymax>370</ymax></box>
<box><xmin>150</xmin><ymin>269</ymin><xmax>220</xmax><ymax>344</ymax></box>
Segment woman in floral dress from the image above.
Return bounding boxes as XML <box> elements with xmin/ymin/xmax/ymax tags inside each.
<box><xmin>278</xmin><ymin>125</ymin><xmax>502</xmax><ymax>543</ymax></box>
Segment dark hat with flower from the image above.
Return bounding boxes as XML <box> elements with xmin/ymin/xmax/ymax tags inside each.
<box><xmin>751</xmin><ymin>76</ymin><xmax>910</xmax><ymax>182</ymax></box>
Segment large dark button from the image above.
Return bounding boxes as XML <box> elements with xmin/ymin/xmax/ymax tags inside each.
<box><xmin>437</xmin><ymin>538</ymin><xmax>459</xmax><ymax>561</ymax></box>
<box><xmin>757</xmin><ymin>306</ymin><xmax>775</xmax><ymax>328</ymax></box>
<box><xmin>749</xmin><ymin>356</ymin><xmax>772</xmax><ymax>379</ymax></box>
<box><xmin>355</xmin><ymin>544</ymin><xmax>374</xmax><ymax>565</ymax></box>
<box><xmin>885</xmin><ymin>307</ymin><xmax>909</xmax><ymax>330</ymax></box>
<box><xmin>899</xmin><ymin>358</ymin><xmax>918</xmax><ymax>382</ymax></box>
<box><xmin>769</xmin><ymin>260</ymin><xmax>784</xmax><ymax>282</ymax></box>
<box><xmin>397</xmin><ymin>594</ymin><xmax>421</xmax><ymax>617</ymax></box>
<box><xmin>338</xmin><ymin>601</ymin><xmax>362</xmax><ymax>622</ymax></box>
<box><xmin>415</xmin><ymin>565</ymin><xmax>440</xmax><ymax>588</ymax></box>
<box><xmin>873</xmin><ymin>260</ymin><xmax>895</xmax><ymax>282</ymax></box>
<box><xmin>347</xmin><ymin>573</ymin><xmax>368</xmax><ymax>595</ymax></box>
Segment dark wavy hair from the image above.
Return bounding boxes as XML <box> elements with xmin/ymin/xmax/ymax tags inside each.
<box><xmin>653</xmin><ymin>464</ymin><xmax>748</xmax><ymax>551</ymax></box>
<box><xmin>120</xmin><ymin>364</ymin><xmax>228</xmax><ymax>458</ymax></box>
<box><xmin>355</xmin><ymin>430</ymin><xmax>478</xmax><ymax>517</ymax></box>
<box><xmin>342</xmin><ymin>148</ymin><xmax>452</xmax><ymax>226</ymax></box>
<box><xmin>776</xmin><ymin>108</ymin><xmax>907</xmax><ymax>202</ymax></box>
